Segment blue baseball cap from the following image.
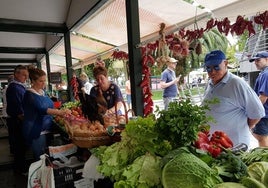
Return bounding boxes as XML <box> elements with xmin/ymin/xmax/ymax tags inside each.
<box><xmin>249</xmin><ymin>51</ymin><xmax>268</xmax><ymax>62</ymax></box>
<box><xmin>204</xmin><ymin>50</ymin><xmax>226</xmax><ymax>66</ymax></box>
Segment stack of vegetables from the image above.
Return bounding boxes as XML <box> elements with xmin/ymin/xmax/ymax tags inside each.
<box><xmin>54</xmin><ymin>101</ymin><xmax>124</xmax><ymax>135</ymax></box>
<box><xmin>54</xmin><ymin>101</ymin><xmax>82</xmax><ymax>129</ymax></box>
<box><xmin>85</xmin><ymin>99</ymin><xmax>268</xmax><ymax>188</ymax></box>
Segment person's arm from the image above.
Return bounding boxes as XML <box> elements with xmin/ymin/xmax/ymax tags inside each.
<box><xmin>160</xmin><ymin>76</ymin><xmax>181</xmax><ymax>89</ymax></box>
<box><xmin>248</xmin><ymin>93</ymin><xmax>268</xmax><ymax>129</ymax></box>
<box><xmin>106</xmin><ymin>101</ymin><xmax>123</xmax><ymax>114</ymax></box>
<box><xmin>47</xmin><ymin>108</ymin><xmax>71</xmax><ymax>117</ymax></box>
<box><xmin>248</xmin><ymin>118</ymin><xmax>261</xmax><ymax>129</ymax></box>
<box><xmin>259</xmin><ymin>94</ymin><xmax>268</xmax><ymax>104</ymax></box>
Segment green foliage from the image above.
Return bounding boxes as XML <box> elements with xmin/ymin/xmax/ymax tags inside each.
<box><xmin>237</xmin><ymin>31</ymin><xmax>249</xmax><ymax>52</ymax></box>
<box><xmin>240</xmin><ymin>147</ymin><xmax>268</xmax><ymax>165</ymax></box>
<box><xmin>211</xmin><ymin>151</ymin><xmax>248</xmax><ymax>182</ymax></box>
<box><xmin>114</xmin><ymin>153</ymin><xmax>162</xmax><ymax>188</ymax></box>
<box><xmin>92</xmin><ymin>116</ymin><xmax>172</xmax><ymax>184</ymax></box>
<box><xmin>61</xmin><ymin>101</ymin><xmax>80</xmax><ymax>109</ymax></box>
<box><xmin>154</xmin><ymin>98</ymin><xmax>212</xmax><ymax>149</ymax></box>
<box><xmin>202</xmin><ymin>29</ymin><xmax>229</xmax><ymax>54</ymax></box>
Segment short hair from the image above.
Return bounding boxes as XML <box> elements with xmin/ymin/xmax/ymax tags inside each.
<box><xmin>14</xmin><ymin>65</ymin><xmax>28</xmax><ymax>74</ymax></box>
<box><xmin>80</xmin><ymin>72</ymin><xmax>89</xmax><ymax>82</ymax></box>
<box><xmin>93</xmin><ymin>66</ymin><xmax>108</xmax><ymax>79</ymax></box>
<box><xmin>28</xmin><ymin>66</ymin><xmax>46</xmax><ymax>82</ymax></box>
<box><xmin>7</xmin><ymin>75</ymin><xmax>14</xmax><ymax>83</ymax></box>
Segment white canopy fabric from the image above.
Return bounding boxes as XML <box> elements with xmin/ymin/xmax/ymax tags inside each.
<box><xmin>46</xmin><ymin>0</ymin><xmax>268</xmax><ymax>72</ymax></box>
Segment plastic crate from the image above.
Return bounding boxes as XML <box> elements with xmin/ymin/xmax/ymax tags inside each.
<box><xmin>54</xmin><ymin>162</ymin><xmax>84</xmax><ymax>188</ymax></box>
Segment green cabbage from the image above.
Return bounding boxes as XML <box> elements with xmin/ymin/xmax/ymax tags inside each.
<box><xmin>261</xmin><ymin>169</ymin><xmax>268</xmax><ymax>187</ymax></box>
<box><xmin>247</xmin><ymin>161</ymin><xmax>268</xmax><ymax>182</ymax></box>
<box><xmin>241</xmin><ymin>177</ymin><xmax>266</xmax><ymax>188</ymax></box>
<box><xmin>162</xmin><ymin>148</ymin><xmax>222</xmax><ymax>188</ymax></box>
<box><xmin>213</xmin><ymin>182</ymin><xmax>246</xmax><ymax>188</ymax></box>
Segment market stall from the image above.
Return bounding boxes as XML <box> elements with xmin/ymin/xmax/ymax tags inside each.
<box><xmin>27</xmin><ymin>97</ymin><xmax>268</xmax><ymax>188</ymax></box>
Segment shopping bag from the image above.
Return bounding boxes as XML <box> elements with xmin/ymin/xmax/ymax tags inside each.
<box><xmin>40</xmin><ymin>164</ymin><xmax>55</xmax><ymax>188</ymax></box>
<box><xmin>27</xmin><ymin>154</ymin><xmax>55</xmax><ymax>188</ymax></box>
<box><xmin>27</xmin><ymin>159</ymin><xmax>42</xmax><ymax>188</ymax></box>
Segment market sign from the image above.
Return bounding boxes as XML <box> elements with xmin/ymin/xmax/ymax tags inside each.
<box><xmin>49</xmin><ymin>72</ymin><xmax>62</xmax><ymax>84</ymax></box>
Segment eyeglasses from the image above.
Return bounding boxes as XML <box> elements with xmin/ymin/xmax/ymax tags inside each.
<box><xmin>205</xmin><ymin>65</ymin><xmax>221</xmax><ymax>73</ymax></box>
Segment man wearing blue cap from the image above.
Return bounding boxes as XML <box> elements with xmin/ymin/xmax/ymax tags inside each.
<box><xmin>202</xmin><ymin>50</ymin><xmax>265</xmax><ymax>147</ymax></box>
<box><xmin>250</xmin><ymin>51</ymin><xmax>268</xmax><ymax>146</ymax></box>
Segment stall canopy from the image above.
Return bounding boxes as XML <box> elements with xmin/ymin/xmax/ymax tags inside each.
<box><xmin>0</xmin><ymin>0</ymin><xmax>268</xmax><ymax>81</ymax></box>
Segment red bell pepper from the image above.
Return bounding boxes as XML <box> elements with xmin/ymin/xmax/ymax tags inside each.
<box><xmin>211</xmin><ymin>131</ymin><xmax>233</xmax><ymax>149</ymax></box>
<box><xmin>194</xmin><ymin>131</ymin><xmax>210</xmax><ymax>150</ymax></box>
<box><xmin>207</xmin><ymin>142</ymin><xmax>222</xmax><ymax>158</ymax></box>
<box><xmin>194</xmin><ymin>131</ymin><xmax>221</xmax><ymax>156</ymax></box>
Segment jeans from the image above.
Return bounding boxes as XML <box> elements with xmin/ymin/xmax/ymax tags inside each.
<box><xmin>252</xmin><ymin>118</ymin><xmax>268</xmax><ymax>135</ymax></box>
<box><xmin>163</xmin><ymin>97</ymin><xmax>176</xmax><ymax>110</ymax></box>
<box><xmin>6</xmin><ymin>117</ymin><xmax>27</xmax><ymax>172</ymax></box>
<box><xmin>31</xmin><ymin>133</ymin><xmax>53</xmax><ymax>161</ymax></box>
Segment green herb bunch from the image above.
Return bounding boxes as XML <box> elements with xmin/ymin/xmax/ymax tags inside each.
<box><xmin>155</xmin><ymin>98</ymin><xmax>213</xmax><ymax>149</ymax></box>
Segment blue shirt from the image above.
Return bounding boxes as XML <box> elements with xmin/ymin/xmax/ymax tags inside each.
<box><xmin>6</xmin><ymin>81</ymin><xmax>26</xmax><ymax>118</ymax></box>
<box><xmin>22</xmin><ymin>89</ymin><xmax>54</xmax><ymax>144</ymax></box>
<box><xmin>254</xmin><ymin>67</ymin><xmax>268</xmax><ymax>118</ymax></box>
<box><xmin>161</xmin><ymin>68</ymin><xmax>178</xmax><ymax>98</ymax></box>
<box><xmin>202</xmin><ymin>71</ymin><xmax>265</xmax><ymax>146</ymax></box>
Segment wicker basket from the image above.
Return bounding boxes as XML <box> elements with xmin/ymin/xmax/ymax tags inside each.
<box><xmin>71</xmin><ymin>135</ymin><xmax>113</xmax><ymax>148</ymax></box>
<box><xmin>62</xmin><ymin>100</ymin><xmax>130</xmax><ymax>149</ymax></box>
<box><xmin>63</xmin><ymin>117</ymin><xmax>115</xmax><ymax>148</ymax></box>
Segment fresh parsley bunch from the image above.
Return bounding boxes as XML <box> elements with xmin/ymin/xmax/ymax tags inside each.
<box><xmin>155</xmin><ymin>98</ymin><xmax>212</xmax><ymax>149</ymax></box>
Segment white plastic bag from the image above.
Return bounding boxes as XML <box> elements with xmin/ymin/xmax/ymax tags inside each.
<box><xmin>83</xmin><ymin>154</ymin><xmax>104</xmax><ymax>180</ymax></box>
<box><xmin>27</xmin><ymin>154</ymin><xmax>55</xmax><ymax>188</ymax></box>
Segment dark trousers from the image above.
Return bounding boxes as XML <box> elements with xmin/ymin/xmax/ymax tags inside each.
<box><xmin>6</xmin><ymin>117</ymin><xmax>27</xmax><ymax>173</ymax></box>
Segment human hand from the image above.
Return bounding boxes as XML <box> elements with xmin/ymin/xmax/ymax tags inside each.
<box><xmin>174</xmin><ymin>75</ymin><xmax>181</xmax><ymax>83</ymax></box>
<box><xmin>58</xmin><ymin>109</ymin><xmax>72</xmax><ymax>117</ymax></box>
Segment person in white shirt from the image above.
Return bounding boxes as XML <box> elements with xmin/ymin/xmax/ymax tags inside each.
<box><xmin>79</xmin><ymin>72</ymin><xmax>93</xmax><ymax>95</ymax></box>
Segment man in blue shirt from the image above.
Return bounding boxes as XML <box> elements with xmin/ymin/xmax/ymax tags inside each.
<box><xmin>160</xmin><ymin>57</ymin><xmax>181</xmax><ymax>110</ymax></box>
<box><xmin>250</xmin><ymin>51</ymin><xmax>268</xmax><ymax>147</ymax></box>
<box><xmin>6</xmin><ymin>65</ymin><xmax>29</xmax><ymax>175</ymax></box>
<box><xmin>202</xmin><ymin>50</ymin><xmax>265</xmax><ymax>147</ymax></box>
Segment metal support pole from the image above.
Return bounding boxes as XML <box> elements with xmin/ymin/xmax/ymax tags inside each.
<box><xmin>64</xmin><ymin>31</ymin><xmax>74</xmax><ymax>101</ymax></box>
<box><xmin>125</xmin><ymin>0</ymin><xmax>143</xmax><ymax>116</ymax></box>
